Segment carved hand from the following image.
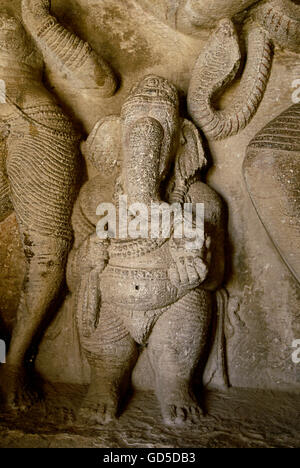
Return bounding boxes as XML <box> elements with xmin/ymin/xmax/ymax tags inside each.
<box><xmin>168</xmin><ymin>235</ymin><xmax>211</xmax><ymax>288</ymax></box>
<box><xmin>168</xmin><ymin>254</ymin><xmax>208</xmax><ymax>289</ymax></box>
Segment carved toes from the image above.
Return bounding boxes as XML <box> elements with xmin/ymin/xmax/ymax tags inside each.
<box><xmin>162</xmin><ymin>402</ymin><xmax>203</xmax><ymax>426</ymax></box>
<box><xmin>78</xmin><ymin>400</ymin><xmax>117</xmax><ymax>426</ymax></box>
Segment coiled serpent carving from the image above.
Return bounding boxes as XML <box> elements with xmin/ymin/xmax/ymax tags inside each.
<box><xmin>187</xmin><ymin>0</ymin><xmax>300</xmax><ymax>140</ymax></box>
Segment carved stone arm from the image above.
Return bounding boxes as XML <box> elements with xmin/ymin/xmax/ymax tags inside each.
<box><xmin>168</xmin><ymin>210</ymin><xmax>210</xmax><ymax>289</ymax></box>
<box><xmin>21</xmin><ymin>0</ymin><xmax>117</xmax><ymax>96</ymax></box>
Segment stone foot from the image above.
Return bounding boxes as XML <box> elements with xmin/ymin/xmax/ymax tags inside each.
<box><xmin>78</xmin><ymin>381</ymin><xmax>119</xmax><ymax>426</ymax></box>
<box><xmin>157</xmin><ymin>377</ymin><xmax>203</xmax><ymax>426</ymax></box>
<box><xmin>0</xmin><ymin>364</ymin><xmax>40</xmax><ymax>414</ymax></box>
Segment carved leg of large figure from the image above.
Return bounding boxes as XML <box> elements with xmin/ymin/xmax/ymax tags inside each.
<box><xmin>0</xmin><ymin>174</ymin><xmax>13</xmax><ymax>222</ymax></box>
<box><xmin>0</xmin><ymin>144</ymin><xmax>13</xmax><ymax>222</ymax></box>
<box><xmin>0</xmin><ymin>232</ymin><xmax>68</xmax><ymax>411</ymax></box>
<box><xmin>77</xmin><ymin>303</ymin><xmax>138</xmax><ymax>425</ymax></box>
<box><xmin>0</xmin><ymin>121</ymin><xmax>78</xmax><ymax>411</ymax></box>
<box><xmin>147</xmin><ymin>288</ymin><xmax>212</xmax><ymax>426</ymax></box>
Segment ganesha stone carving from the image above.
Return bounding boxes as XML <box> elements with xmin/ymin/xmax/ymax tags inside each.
<box><xmin>0</xmin><ymin>3</ymin><xmax>116</xmax><ymax>412</ymax></box>
<box><xmin>66</xmin><ymin>75</ymin><xmax>226</xmax><ymax>426</ymax></box>
<box><xmin>22</xmin><ymin>0</ymin><xmax>116</xmax><ymax>96</ymax></box>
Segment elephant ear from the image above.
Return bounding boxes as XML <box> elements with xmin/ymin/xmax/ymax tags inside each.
<box><xmin>81</xmin><ymin>116</ymin><xmax>122</xmax><ymax>174</ymax></box>
<box><xmin>175</xmin><ymin>119</ymin><xmax>207</xmax><ymax>182</ymax></box>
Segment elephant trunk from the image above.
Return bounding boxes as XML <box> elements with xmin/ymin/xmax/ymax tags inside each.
<box><xmin>22</xmin><ymin>6</ymin><xmax>117</xmax><ymax>97</ymax></box>
<box><xmin>252</xmin><ymin>0</ymin><xmax>300</xmax><ymax>52</ymax></box>
<box><xmin>187</xmin><ymin>19</ymin><xmax>273</xmax><ymax>140</ymax></box>
<box><xmin>123</xmin><ymin>116</ymin><xmax>165</xmax><ymax>205</ymax></box>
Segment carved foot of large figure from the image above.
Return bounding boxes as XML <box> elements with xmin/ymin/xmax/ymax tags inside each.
<box><xmin>157</xmin><ymin>376</ymin><xmax>203</xmax><ymax>426</ymax></box>
<box><xmin>0</xmin><ymin>365</ymin><xmax>40</xmax><ymax>414</ymax></box>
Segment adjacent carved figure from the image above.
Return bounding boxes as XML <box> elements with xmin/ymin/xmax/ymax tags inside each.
<box><xmin>0</xmin><ymin>5</ymin><xmax>116</xmax><ymax>412</ymax></box>
<box><xmin>66</xmin><ymin>75</ymin><xmax>225</xmax><ymax>426</ymax></box>
<box><xmin>252</xmin><ymin>0</ymin><xmax>300</xmax><ymax>53</ymax></box>
<box><xmin>187</xmin><ymin>0</ymin><xmax>300</xmax><ymax>140</ymax></box>
<box><xmin>136</xmin><ymin>0</ymin><xmax>300</xmax><ymax>140</ymax></box>
<box><xmin>244</xmin><ymin>104</ymin><xmax>300</xmax><ymax>285</ymax></box>
<box><xmin>135</xmin><ymin>0</ymin><xmax>258</xmax><ymax>32</ymax></box>
<box><xmin>185</xmin><ymin>0</ymin><xmax>258</xmax><ymax>27</ymax></box>
<box><xmin>185</xmin><ymin>0</ymin><xmax>300</xmax><ymax>52</ymax></box>
<box><xmin>22</xmin><ymin>0</ymin><xmax>116</xmax><ymax>96</ymax></box>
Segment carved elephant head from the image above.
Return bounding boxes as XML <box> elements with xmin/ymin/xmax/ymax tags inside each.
<box><xmin>82</xmin><ymin>75</ymin><xmax>206</xmax><ymax>204</ymax></box>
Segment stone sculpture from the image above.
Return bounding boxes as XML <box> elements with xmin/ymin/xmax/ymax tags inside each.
<box><xmin>135</xmin><ymin>0</ymin><xmax>258</xmax><ymax>33</ymax></box>
<box><xmin>66</xmin><ymin>75</ymin><xmax>225</xmax><ymax>426</ymax></box>
<box><xmin>0</xmin><ymin>5</ymin><xmax>116</xmax><ymax>412</ymax></box>
<box><xmin>136</xmin><ymin>1</ymin><xmax>300</xmax><ymax>140</ymax></box>
<box><xmin>185</xmin><ymin>0</ymin><xmax>300</xmax><ymax>50</ymax></box>
<box><xmin>187</xmin><ymin>18</ymin><xmax>273</xmax><ymax>140</ymax></box>
<box><xmin>185</xmin><ymin>0</ymin><xmax>258</xmax><ymax>28</ymax></box>
<box><xmin>244</xmin><ymin>104</ymin><xmax>300</xmax><ymax>285</ymax></box>
<box><xmin>22</xmin><ymin>0</ymin><xmax>116</xmax><ymax>96</ymax></box>
<box><xmin>187</xmin><ymin>0</ymin><xmax>300</xmax><ymax>140</ymax></box>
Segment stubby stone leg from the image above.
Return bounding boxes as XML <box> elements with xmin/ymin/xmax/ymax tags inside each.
<box><xmin>77</xmin><ymin>304</ymin><xmax>138</xmax><ymax>425</ymax></box>
<box><xmin>0</xmin><ymin>233</ymin><xmax>68</xmax><ymax>411</ymax></box>
<box><xmin>147</xmin><ymin>288</ymin><xmax>212</xmax><ymax>426</ymax></box>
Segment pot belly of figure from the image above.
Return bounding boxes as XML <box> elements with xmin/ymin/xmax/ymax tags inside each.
<box><xmin>100</xmin><ymin>234</ymin><xmax>211</xmax><ymax>346</ymax></box>
<box><xmin>100</xmin><ymin>241</ymin><xmax>184</xmax><ymax>344</ymax></box>
<box><xmin>102</xmin><ymin>237</ymin><xmax>203</xmax><ymax>304</ymax></box>
<box><xmin>100</xmin><ymin>265</ymin><xmax>177</xmax><ymax>311</ymax></box>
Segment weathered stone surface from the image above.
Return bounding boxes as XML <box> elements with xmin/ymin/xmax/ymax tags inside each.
<box><xmin>0</xmin><ymin>386</ymin><xmax>299</xmax><ymax>448</ymax></box>
<box><xmin>0</xmin><ymin>0</ymin><xmax>117</xmax><ymax>413</ymax></box>
<box><xmin>244</xmin><ymin>104</ymin><xmax>300</xmax><ymax>285</ymax></box>
<box><xmin>0</xmin><ymin>0</ymin><xmax>299</xmax><ymax>446</ymax></box>
<box><xmin>31</xmin><ymin>0</ymin><xmax>300</xmax><ymax>391</ymax></box>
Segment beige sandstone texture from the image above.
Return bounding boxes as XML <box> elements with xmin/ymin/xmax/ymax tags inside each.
<box><xmin>0</xmin><ymin>0</ymin><xmax>299</xmax><ymax>447</ymax></box>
